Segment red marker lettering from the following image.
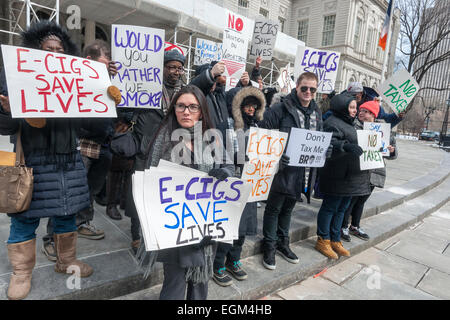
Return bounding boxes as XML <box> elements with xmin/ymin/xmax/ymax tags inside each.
<box><xmin>77</xmin><ymin>94</ymin><xmax>91</xmax><ymax>113</ymax></box>
<box><xmin>82</xmin><ymin>60</ymin><xmax>99</xmax><ymax>79</ymax></box>
<box><xmin>38</xmin><ymin>91</ymin><xmax>54</xmax><ymax>113</ymax></box>
<box><xmin>44</xmin><ymin>53</ymin><xmax>57</xmax><ymax>74</ymax></box>
<box><xmin>35</xmin><ymin>74</ymin><xmax>50</xmax><ymax>91</ymax></box>
<box><xmin>93</xmin><ymin>94</ymin><xmax>108</xmax><ymax>113</ymax></box>
<box><xmin>21</xmin><ymin>89</ymin><xmax>38</xmax><ymax>113</ymax></box>
<box><xmin>56</xmin><ymin>93</ymin><xmax>73</xmax><ymax>113</ymax></box>
<box><xmin>55</xmin><ymin>56</ymin><xmax>71</xmax><ymax>74</ymax></box>
<box><xmin>16</xmin><ymin>48</ymin><xmax>34</xmax><ymax>73</ymax></box>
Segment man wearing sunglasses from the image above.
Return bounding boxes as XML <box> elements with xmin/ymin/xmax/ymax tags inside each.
<box><xmin>259</xmin><ymin>72</ymin><xmax>324</xmax><ymax>271</ymax></box>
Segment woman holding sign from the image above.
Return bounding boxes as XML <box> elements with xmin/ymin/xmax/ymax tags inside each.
<box><xmin>0</xmin><ymin>20</ymin><xmax>105</xmax><ymax>300</ymax></box>
<box><xmin>144</xmin><ymin>85</ymin><xmax>234</xmax><ymax>300</ymax></box>
<box><xmin>315</xmin><ymin>93</ymin><xmax>371</xmax><ymax>260</ymax></box>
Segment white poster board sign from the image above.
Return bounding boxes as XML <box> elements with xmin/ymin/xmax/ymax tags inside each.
<box><xmin>277</xmin><ymin>64</ymin><xmax>296</xmax><ymax>92</ymax></box>
<box><xmin>294</xmin><ymin>45</ymin><xmax>341</xmax><ymax>93</ymax></box>
<box><xmin>194</xmin><ymin>38</ymin><xmax>223</xmax><ymax>66</ymax></box>
<box><xmin>357</xmin><ymin>130</ymin><xmax>384</xmax><ymax>170</ymax></box>
<box><xmin>285</xmin><ymin>128</ymin><xmax>332</xmax><ymax>167</ymax></box>
<box><xmin>363</xmin><ymin>122</ymin><xmax>391</xmax><ymax>156</ymax></box>
<box><xmin>376</xmin><ymin>69</ymin><xmax>419</xmax><ymax>115</ymax></box>
<box><xmin>248</xmin><ymin>18</ymin><xmax>279</xmax><ymax>61</ymax></box>
<box><xmin>1</xmin><ymin>45</ymin><xmax>117</xmax><ymax>118</ymax></box>
<box><xmin>222</xmin><ymin>10</ymin><xmax>251</xmax><ymax>91</ymax></box>
<box><xmin>111</xmin><ymin>24</ymin><xmax>165</xmax><ymax>109</ymax></box>
<box><xmin>241</xmin><ymin>127</ymin><xmax>288</xmax><ymax>202</ymax></box>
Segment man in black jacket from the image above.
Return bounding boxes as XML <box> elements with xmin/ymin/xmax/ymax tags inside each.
<box><xmin>259</xmin><ymin>72</ymin><xmax>323</xmax><ymax>270</ymax></box>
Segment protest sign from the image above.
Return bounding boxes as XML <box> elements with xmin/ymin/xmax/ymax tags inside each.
<box><xmin>285</xmin><ymin>128</ymin><xmax>332</xmax><ymax>167</ymax></box>
<box><xmin>133</xmin><ymin>162</ymin><xmax>250</xmax><ymax>250</ymax></box>
<box><xmin>294</xmin><ymin>45</ymin><xmax>341</xmax><ymax>93</ymax></box>
<box><xmin>222</xmin><ymin>10</ymin><xmax>250</xmax><ymax>91</ymax></box>
<box><xmin>241</xmin><ymin>127</ymin><xmax>288</xmax><ymax>202</ymax></box>
<box><xmin>194</xmin><ymin>38</ymin><xmax>223</xmax><ymax>66</ymax></box>
<box><xmin>248</xmin><ymin>18</ymin><xmax>279</xmax><ymax>61</ymax></box>
<box><xmin>111</xmin><ymin>24</ymin><xmax>165</xmax><ymax>109</ymax></box>
<box><xmin>376</xmin><ymin>69</ymin><xmax>419</xmax><ymax>115</ymax></box>
<box><xmin>277</xmin><ymin>64</ymin><xmax>296</xmax><ymax>92</ymax></box>
<box><xmin>1</xmin><ymin>45</ymin><xmax>117</xmax><ymax>118</ymax></box>
<box><xmin>357</xmin><ymin>130</ymin><xmax>384</xmax><ymax>170</ymax></box>
<box><xmin>363</xmin><ymin>122</ymin><xmax>391</xmax><ymax>156</ymax></box>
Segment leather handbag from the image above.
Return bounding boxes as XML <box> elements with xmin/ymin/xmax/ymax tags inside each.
<box><xmin>0</xmin><ymin>126</ymin><xmax>34</xmax><ymax>213</ymax></box>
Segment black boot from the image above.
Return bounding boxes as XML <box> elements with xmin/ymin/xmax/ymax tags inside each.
<box><xmin>262</xmin><ymin>240</ymin><xmax>276</xmax><ymax>270</ymax></box>
<box><xmin>106</xmin><ymin>204</ymin><xmax>122</xmax><ymax>220</ymax></box>
<box><xmin>276</xmin><ymin>237</ymin><xmax>299</xmax><ymax>264</ymax></box>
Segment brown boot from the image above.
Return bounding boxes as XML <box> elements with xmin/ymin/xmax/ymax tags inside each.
<box><xmin>315</xmin><ymin>237</ymin><xmax>338</xmax><ymax>259</ymax></box>
<box><xmin>331</xmin><ymin>241</ymin><xmax>351</xmax><ymax>257</ymax></box>
<box><xmin>7</xmin><ymin>239</ymin><xmax>36</xmax><ymax>300</ymax></box>
<box><xmin>54</xmin><ymin>232</ymin><xmax>93</xmax><ymax>277</ymax></box>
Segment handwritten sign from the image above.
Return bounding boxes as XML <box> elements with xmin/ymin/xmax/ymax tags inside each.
<box><xmin>277</xmin><ymin>64</ymin><xmax>296</xmax><ymax>92</ymax></box>
<box><xmin>249</xmin><ymin>18</ymin><xmax>279</xmax><ymax>61</ymax></box>
<box><xmin>285</xmin><ymin>128</ymin><xmax>332</xmax><ymax>167</ymax></box>
<box><xmin>241</xmin><ymin>127</ymin><xmax>288</xmax><ymax>202</ymax></box>
<box><xmin>111</xmin><ymin>24</ymin><xmax>165</xmax><ymax>109</ymax></box>
<box><xmin>222</xmin><ymin>11</ymin><xmax>250</xmax><ymax>91</ymax></box>
<box><xmin>133</xmin><ymin>162</ymin><xmax>250</xmax><ymax>250</ymax></box>
<box><xmin>294</xmin><ymin>45</ymin><xmax>341</xmax><ymax>93</ymax></box>
<box><xmin>357</xmin><ymin>130</ymin><xmax>384</xmax><ymax>170</ymax></box>
<box><xmin>1</xmin><ymin>45</ymin><xmax>117</xmax><ymax>118</ymax></box>
<box><xmin>376</xmin><ymin>69</ymin><xmax>419</xmax><ymax>115</ymax></box>
<box><xmin>194</xmin><ymin>38</ymin><xmax>223</xmax><ymax>66</ymax></box>
<box><xmin>363</xmin><ymin>122</ymin><xmax>391</xmax><ymax>156</ymax></box>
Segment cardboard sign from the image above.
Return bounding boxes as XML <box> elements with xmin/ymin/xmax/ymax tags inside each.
<box><xmin>357</xmin><ymin>130</ymin><xmax>384</xmax><ymax>170</ymax></box>
<box><xmin>111</xmin><ymin>24</ymin><xmax>165</xmax><ymax>109</ymax></box>
<box><xmin>1</xmin><ymin>45</ymin><xmax>117</xmax><ymax>118</ymax></box>
<box><xmin>376</xmin><ymin>69</ymin><xmax>419</xmax><ymax>115</ymax></box>
<box><xmin>277</xmin><ymin>64</ymin><xmax>296</xmax><ymax>92</ymax></box>
<box><xmin>222</xmin><ymin>10</ymin><xmax>250</xmax><ymax>91</ymax></box>
<box><xmin>194</xmin><ymin>38</ymin><xmax>223</xmax><ymax>66</ymax></box>
<box><xmin>363</xmin><ymin>122</ymin><xmax>391</xmax><ymax>156</ymax></box>
<box><xmin>285</xmin><ymin>128</ymin><xmax>332</xmax><ymax>167</ymax></box>
<box><xmin>133</xmin><ymin>162</ymin><xmax>250</xmax><ymax>251</ymax></box>
<box><xmin>249</xmin><ymin>18</ymin><xmax>279</xmax><ymax>61</ymax></box>
<box><xmin>294</xmin><ymin>45</ymin><xmax>341</xmax><ymax>93</ymax></box>
<box><xmin>241</xmin><ymin>127</ymin><xmax>288</xmax><ymax>202</ymax></box>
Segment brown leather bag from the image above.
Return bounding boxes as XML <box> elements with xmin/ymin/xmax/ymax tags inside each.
<box><xmin>0</xmin><ymin>126</ymin><xmax>33</xmax><ymax>213</ymax></box>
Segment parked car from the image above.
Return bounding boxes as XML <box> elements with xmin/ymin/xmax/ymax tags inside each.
<box><xmin>419</xmin><ymin>130</ymin><xmax>439</xmax><ymax>141</ymax></box>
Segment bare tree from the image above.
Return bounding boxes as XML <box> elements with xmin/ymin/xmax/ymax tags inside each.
<box><xmin>397</xmin><ymin>0</ymin><xmax>450</xmax><ymax>91</ymax></box>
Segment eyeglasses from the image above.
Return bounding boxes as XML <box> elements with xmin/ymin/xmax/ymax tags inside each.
<box><xmin>175</xmin><ymin>104</ymin><xmax>201</xmax><ymax>113</ymax></box>
<box><xmin>300</xmin><ymin>86</ymin><xmax>317</xmax><ymax>94</ymax></box>
<box><xmin>243</xmin><ymin>105</ymin><xmax>257</xmax><ymax>110</ymax></box>
<box><xmin>166</xmin><ymin>65</ymin><xmax>185</xmax><ymax>73</ymax></box>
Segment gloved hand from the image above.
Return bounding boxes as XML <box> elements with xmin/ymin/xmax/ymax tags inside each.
<box><xmin>326</xmin><ymin>145</ymin><xmax>333</xmax><ymax>159</ymax></box>
<box><xmin>343</xmin><ymin>143</ymin><xmax>363</xmax><ymax>157</ymax></box>
<box><xmin>208</xmin><ymin>168</ymin><xmax>231</xmax><ymax>181</ymax></box>
<box><xmin>197</xmin><ymin>235</ymin><xmax>213</xmax><ymax>248</ymax></box>
<box><xmin>278</xmin><ymin>154</ymin><xmax>290</xmax><ymax>171</ymax></box>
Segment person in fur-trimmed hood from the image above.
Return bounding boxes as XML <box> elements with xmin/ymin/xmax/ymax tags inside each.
<box><xmin>213</xmin><ymin>86</ymin><xmax>266</xmax><ymax>287</ymax></box>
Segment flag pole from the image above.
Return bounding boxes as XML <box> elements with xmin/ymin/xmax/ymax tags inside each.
<box><xmin>381</xmin><ymin>0</ymin><xmax>396</xmax><ymax>82</ymax></box>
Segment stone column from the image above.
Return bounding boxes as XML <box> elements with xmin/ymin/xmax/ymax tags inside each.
<box><xmin>84</xmin><ymin>20</ymin><xmax>96</xmax><ymax>47</ymax></box>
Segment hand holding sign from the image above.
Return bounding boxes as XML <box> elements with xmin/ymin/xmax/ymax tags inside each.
<box><xmin>211</xmin><ymin>61</ymin><xmax>226</xmax><ymax>78</ymax></box>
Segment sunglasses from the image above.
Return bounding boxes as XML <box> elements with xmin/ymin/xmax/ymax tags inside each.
<box><xmin>300</xmin><ymin>86</ymin><xmax>317</xmax><ymax>93</ymax></box>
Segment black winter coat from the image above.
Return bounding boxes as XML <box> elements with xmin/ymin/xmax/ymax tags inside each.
<box><xmin>319</xmin><ymin>104</ymin><xmax>371</xmax><ymax>197</ymax></box>
<box><xmin>259</xmin><ymin>89</ymin><xmax>323</xmax><ymax>202</ymax></box>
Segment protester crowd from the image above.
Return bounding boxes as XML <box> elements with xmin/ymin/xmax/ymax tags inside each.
<box><xmin>0</xmin><ymin>20</ymin><xmax>404</xmax><ymax>300</ymax></box>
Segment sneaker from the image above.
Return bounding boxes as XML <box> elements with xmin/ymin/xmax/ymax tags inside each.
<box><xmin>42</xmin><ymin>241</ymin><xmax>57</xmax><ymax>262</ymax></box>
<box><xmin>349</xmin><ymin>226</ymin><xmax>370</xmax><ymax>240</ymax></box>
<box><xmin>213</xmin><ymin>268</ymin><xmax>233</xmax><ymax>287</ymax></box>
<box><xmin>341</xmin><ymin>227</ymin><xmax>351</xmax><ymax>242</ymax></box>
<box><xmin>262</xmin><ymin>248</ymin><xmax>276</xmax><ymax>270</ymax></box>
<box><xmin>225</xmin><ymin>261</ymin><xmax>248</xmax><ymax>281</ymax></box>
<box><xmin>276</xmin><ymin>245</ymin><xmax>300</xmax><ymax>264</ymax></box>
<box><xmin>77</xmin><ymin>223</ymin><xmax>105</xmax><ymax>240</ymax></box>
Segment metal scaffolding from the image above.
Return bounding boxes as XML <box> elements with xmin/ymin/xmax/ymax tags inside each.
<box><xmin>0</xmin><ymin>0</ymin><xmax>59</xmax><ymax>44</ymax></box>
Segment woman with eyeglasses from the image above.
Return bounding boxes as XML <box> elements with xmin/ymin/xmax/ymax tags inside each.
<box><xmin>145</xmin><ymin>85</ymin><xmax>234</xmax><ymax>300</ymax></box>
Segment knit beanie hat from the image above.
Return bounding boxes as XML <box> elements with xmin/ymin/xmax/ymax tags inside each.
<box><xmin>359</xmin><ymin>100</ymin><xmax>380</xmax><ymax>118</ymax></box>
<box><xmin>164</xmin><ymin>49</ymin><xmax>186</xmax><ymax>65</ymax></box>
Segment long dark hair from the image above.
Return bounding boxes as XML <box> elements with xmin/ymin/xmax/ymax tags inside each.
<box><xmin>161</xmin><ymin>84</ymin><xmax>214</xmax><ymax>135</ymax></box>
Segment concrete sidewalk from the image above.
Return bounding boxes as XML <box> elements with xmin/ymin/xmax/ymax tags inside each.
<box><xmin>0</xmin><ymin>138</ymin><xmax>448</xmax><ymax>299</ymax></box>
<box><xmin>266</xmin><ymin>202</ymin><xmax>450</xmax><ymax>300</ymax></box>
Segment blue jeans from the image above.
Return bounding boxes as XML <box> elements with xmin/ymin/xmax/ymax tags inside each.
<box><xmin>8</xmin><ymin>215</ymin><xmax>77</xmax><ymax>244</ymax></box>
<box><xmin>316</xmin><ymin>195</ymin><xmax>352</xmax><ymax>242</ymax></box>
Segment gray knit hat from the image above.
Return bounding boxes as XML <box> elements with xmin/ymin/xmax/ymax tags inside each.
<box><xmin>164</xmin><ymin>49</ymin><xmax>186</xmax><ymax>66</ymax></box>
